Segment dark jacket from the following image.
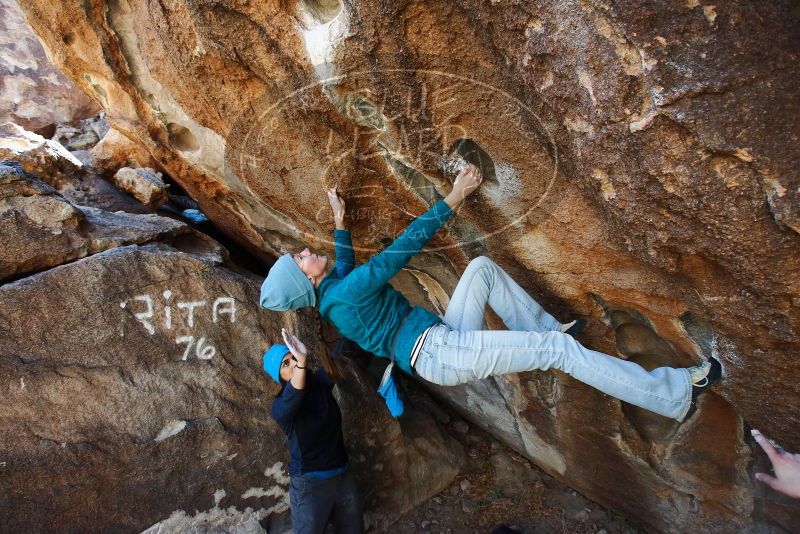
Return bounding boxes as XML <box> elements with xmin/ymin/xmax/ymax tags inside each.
<box><xmin>271</xmin><ymin>366</ymin><xmax>348</xmax><ymax>477</ymax></box>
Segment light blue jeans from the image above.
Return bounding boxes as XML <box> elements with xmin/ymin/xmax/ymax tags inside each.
<box><xmin>413</xmin><ymin>256</ymin><xmax>692</xmax><ymax>421</ymax></box>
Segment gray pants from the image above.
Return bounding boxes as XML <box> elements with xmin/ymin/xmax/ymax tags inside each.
<box><xmin>413</xmin><ymin>256</ymin><xmax>692</xmax><ymax>421</ymax></box>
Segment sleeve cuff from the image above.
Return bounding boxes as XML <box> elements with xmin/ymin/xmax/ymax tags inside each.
<box><xmin>334</xmin><ymin>229</ymin><xmax>352</xmax><ymax>237</ymax></box>
<box><xmin>433</xmin><ymin>198</ymin><xmax>453</xmax><ymax>217</ymax></box>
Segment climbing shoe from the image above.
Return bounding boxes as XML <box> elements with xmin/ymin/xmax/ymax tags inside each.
<box><xmin>559</xmin><ymin>319</ymin><xmax>586</xmax><ymax>337</ymax></box>
<box><xmin>683</xmin><ymin>357</ymin><xmax>722</xmax><ymax>420</ymax></box>
<box><xmin>689</xmin><ymin>357</ymin><xmax>722</xmax><ymax>401</ymax></box>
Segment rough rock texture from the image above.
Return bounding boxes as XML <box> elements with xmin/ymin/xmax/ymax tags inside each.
<box><xmin>0</xmin><ymin>241</ymin><xmax>464</xmax><ymax>533</ymax></box>
<box><xmin>0</xmin><ymin>121</ymin><xmax>156</xmax><ymax>212</ymax></box>
<box><xmin>51</xmin><ymin>111</ymin><xmax>109</xmax><ymax>152</ymax></box>
<box><xmin>13</xmin><ymin>0</ymin><xmax>800</xmax><ymax>531</ymax></box>
<box><xmin>0</xmin><ymin>121</ymin><xmax>83</xmax><ymax>180</ymax></box>
<box><xmin>113</xmin><ymin>166</ymin><xmax>170</xmax><ymax>209</ymax></box>
<box><xmin>0</xmin><ymin>160</ymin><xmax>464</xmax><ymax>533</ymax></box>
<box><xmin>0</xmin><ymin>162</ymin><xmax>187</xmax><ymax>281</ymax></box>
<box><xmin>90</xmin><ymin>127</ymin><xmax>161</xmax><ymax>174</ymax></box>
<box><xmin>0</xmin><ymin>0</ymin><xmax>100</xmax><ymax>132</ymax></box>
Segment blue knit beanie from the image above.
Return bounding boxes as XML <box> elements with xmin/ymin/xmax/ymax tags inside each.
<box><xmin>259</xmin><ymin>253</ymin><xmax>317</xmax><ymax>311</ymax></box>
<box><xmin>263</xmin><ymin>344</ymin><xmax>290</xmax><ymax>383</ymax></box>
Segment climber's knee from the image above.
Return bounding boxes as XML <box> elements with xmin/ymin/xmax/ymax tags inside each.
<box><xmin>465</xmin><ymin>255</ymin><xmax>494</xmax><ymax>273</ymax></box>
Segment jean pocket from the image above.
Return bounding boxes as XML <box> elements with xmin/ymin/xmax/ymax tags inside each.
<box><xmin>453</xmin><ymin>366</ymin><xmax>477</xmax><ymax>384</ymax></box>
<box><xmin>414</xmin><ymin>348</ymin><xmax>432</xmax><ymax>376</ymax></box>
<box><xmin>432</xmin><ymin>362</ymin><xmax>474</xmax><ymax>386</ymax></box>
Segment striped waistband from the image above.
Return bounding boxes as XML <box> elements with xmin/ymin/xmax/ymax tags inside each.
<box><xmin>409</xmin><ymin>324</ymin><xmax>437</xmax><ymax>370</ymax></box>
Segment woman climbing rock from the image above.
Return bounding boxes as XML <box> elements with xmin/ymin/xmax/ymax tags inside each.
<box><xmin>259</xmin><ymin>164</ymin><xmax>720</xmax><ymax>421</ymax></box>
<box><xmin>264</xmin><ymin>329</ymin><xmax>364</xmax><ymax>534</ymax></box>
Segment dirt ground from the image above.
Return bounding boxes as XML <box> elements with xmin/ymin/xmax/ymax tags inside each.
<box><xmin>390</xmin><ymin>416</ymin><xmax>644</xmax><ymax>534</ymax></box>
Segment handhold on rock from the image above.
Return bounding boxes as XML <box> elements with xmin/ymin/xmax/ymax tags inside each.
<box><xmin>450</xmin><ymin>138</ymin><xmax>497</xmax><ymax>183</ymax></box>
<box><xmin>113</xmin><ymin>167</ymin><xmax>169</xmax><ymax>210</ymax></box>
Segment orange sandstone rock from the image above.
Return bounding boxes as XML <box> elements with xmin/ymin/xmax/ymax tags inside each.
<box><xmin>11</xmin><ymin>0</ymin><xmax>800</xmax><ymax>531</ymax></box>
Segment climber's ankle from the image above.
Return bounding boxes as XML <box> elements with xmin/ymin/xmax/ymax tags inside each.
<box><xmin>559</xmin><ymin>319</ymin><xmax>586</xmax><ymax>337</ymax></box>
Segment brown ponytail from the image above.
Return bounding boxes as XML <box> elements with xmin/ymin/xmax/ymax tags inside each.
<box><xmin>312</xmin><ymin>308</ymin><xmax>348</xmax><ymax>383</ymax></box>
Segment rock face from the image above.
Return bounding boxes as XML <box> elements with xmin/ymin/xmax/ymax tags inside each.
<box><xmin>11</xmin><ymin>0</ymin><xmax>800</xmax><ymax>531</ymax></box>
<box><xmin>113</xmin><ymin>166</ymin><xmax>169</xmax><ymax>209</ymax></box>
<box><xmin>0</xmin><ymin>0</ymin><xmax>100</xmax><ymax>132</ymax></box>
<box><xmin>0</xmin><ymin>162</ymin><xmax>187</xmax><ymax>281</ymax></box>
<box><xmin>51</xmin><ymin>112</ymin><xmax>109</xmax><ymax>152</ymax></box>
<box><xmin>0</xmin><ymin>239</ymin><xmax>463</xmax><ymax>532</ymax></box>
<box><xmin>0</xmin><ymin>121</ymin><xmax>83</xmax><ymax>181</ymax></box>
<box><xmin>90</xmin><ymin>127</ymin><xmax>161</xmax><ymax>175</ymax></box>
<box><xmin>0</xmin><ymin>158</ymin><xmax>464</xmax><ymax>533</ymax></box>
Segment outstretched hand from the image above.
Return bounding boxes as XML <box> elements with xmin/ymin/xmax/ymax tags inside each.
<box><xmin>327</xmin><ymin>187</ymin><xmax>346</xmax><ymax>230</ymax></box>
<box><xmin>445</xmin><ymin>163</ymin><xmax>483</xmax><ymax>209</ymax></box>
<box><xmin>281</xmin><ymin>328</ymin><xmax>308</xmax><ymax>366</ymax></box>
<box><xmin>752</xmin><ymin>429</ymin><xmax>800</xmax><ymax>499</ymax></box>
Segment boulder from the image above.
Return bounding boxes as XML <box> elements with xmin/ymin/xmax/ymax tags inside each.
<box><xmin>0</xmin><ymin>161</ymin><xmax>187</xmax><ymax>281</ymax></box>
<box><xmin>54</xmin><ymin>168</ymin><xmax>154</xmax><ymax>214</ymax></box>
<box><xmin>0</xmin><ymin>239</ymin><xmax>463</xmax><ymax>533</ymax></box>
<box><xmin>13</xmin><ymin>0</ymin><xmax>800</xmax><ymax>531</ymax></box>
<box><xmin>90</xmin><ymin>127</ymin><xmax>161</xmax><ymax>175</ymax></box>
<box><xmin>0</xmin><ymin>123</ymin><xmax>151</xmax><ymax>214</ymax></box>
<box><xmin>0</xmin><ymin>0</ymin><xmax>100</xmax><ymax>132</ymax></box>
<box><xmin>0</xmin><ymin>149</ymin><xmax>464</xmax><ymax>532</ymax></box>
<box><xmin>49</xmin><ymin>112</ymin><xmax>109</xmax><ymax>151</ymax></box>
<box><xmin>113</xmin><ymin>166</ymin><xmax>170</xmax><ymax>210</ymax></box>
<box><xmin>0</xmin><ymin>121</ymin><xmax>166</xmax><ymax>217</ymax></box>
<box><xmin>0</xmin><ymin>121</ymin><xmax>82</xmax><ymax>184</ymax></box>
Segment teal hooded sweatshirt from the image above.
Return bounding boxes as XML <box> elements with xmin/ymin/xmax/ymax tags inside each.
<box><xmin>317</xmin><ymin>199</ymin><xmax>454</xmax><ymax>375</ymax></box>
